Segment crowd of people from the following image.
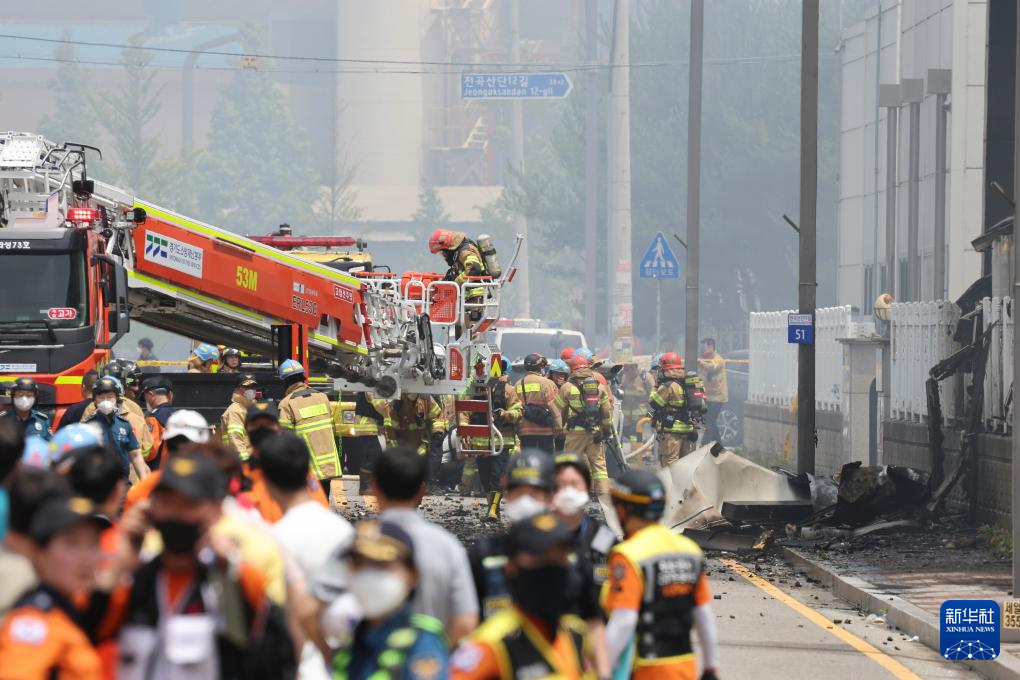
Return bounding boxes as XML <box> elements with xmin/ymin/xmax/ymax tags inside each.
<box><xmin>0</xmin><ymin>310</ymin><xmax>732</xmax><ymax>678</ymax></box>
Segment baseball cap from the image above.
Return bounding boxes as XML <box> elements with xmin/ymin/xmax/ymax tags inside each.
<box><xmin>237</xmin><ymin>373</ymin><xmax>258</xmax><ymax>388</ymax></box>
<box><xmin>140</xmin><ymin>376</ymin><xmax>172</xmax><ymax>395</ymax></box>
<box><xmin>163</xmin><ymin>409</ymin><xmax>211</xmax><ymax>444</ymax></box>
<box><xmin>157</xmin><ymin>453</ymin><xmax>226</xmax><ymax>501</ymax></box>
<box><xmin>29</xmin><ymin>495</ymin><xmax>111</xmax><ymax>544</ymax></box>
<box><xmin>507</xmin><ymin>512</ymin><xmax>574</xmax><ymax>556</ymax></box>
<box><xmin>349</xmin><ymin>520</ymin><xmax>415</xmax><ymax>565</ymax></box>
<box><xmin>245</xmin><ymin>400</ymin><xmax>280</xmax><ymax>425</ymax></box>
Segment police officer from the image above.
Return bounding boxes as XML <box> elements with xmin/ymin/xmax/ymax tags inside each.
<box><xmin>468</xmin><ymin>450</ymin><xmax>555</xmax><ymax>618</ymax></box>
<box><xmin>84</xmin><ymin>378</ymin><xmax>149</xmax><ymax>482</ymax></box>
<box><xmin>389</xmin><ymin>393</ymin><xmax>447</xmax><ymax>490</ymax></box>
<box><xmin>333</xmin><ymin>391</ymin><xmax>391</xmax><ymax>494</ymax></box>
<box><xmin>220</xmin><ymin>373</ymin><xmax>258</xmax><ymax>464</ymax></box>
<box><xmin>603</xmin><ymin>469</ymin><xmax>719</xmax><ymax>680</ymax></box>
<box><xmin>515</xmin><ymin>353</ymin><xmax>562</xmax><ymax>454</ymax></box>
<box><xmin>333</xmin><ymin>520</ymin><xmax>449</xmax><ymax>679</ymax></box>
<box><xmin>648</xmin><ymin>352</ymin><xmax>695</xmax><ymax>467</ymax></box>
<box><xmin>140</xmin><ymin>377</ymin><xmax>174</xmax><ymax>470</ymax></box>
<box><xmin>452</xmin><ymin>512</ymin><xmax>593</xmax><ymax>680</ymax></box>
<box><xmin>0</xmin><ymin>494</ymin><xmax>110</xmax><ymax>680</ymax></box>
<box><xmin>220</xmin><ymin>348</ymin><xmax>243</xmax><ymax>373</ymax></box>
<box><xmin>0</xmin><ymin>377</ymin><xmax>51</xmax><ymax>441</ymax></box>
<box><xmin>187</xmin><ymin>343</ymin><xmax>219</xmax><ymax>373</ymax></box>
<box><xmin>553</xmin><ymin>354</ymin><xmax>613</xmax><ymax>496</ymax></box>
<box><xmin>277</xmin><ymin>359</ymin><xmax>342</xmax><ymax>500</ymax></box>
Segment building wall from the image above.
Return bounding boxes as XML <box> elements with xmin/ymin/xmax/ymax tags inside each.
<box><xmin>837</xmin><ymin>0</ymin><xmax>986</xmax><ymax>309</ymax></box>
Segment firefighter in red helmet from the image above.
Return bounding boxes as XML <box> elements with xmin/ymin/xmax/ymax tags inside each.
<box><xmin>647</xmin><ymin>352</ymin><xmax>695</xmax><ymax>467</ymax></box>
<box><xmin>429</xmin><ymin>229</ymin><xmax>487</xmax><ymax>320</ymax></box>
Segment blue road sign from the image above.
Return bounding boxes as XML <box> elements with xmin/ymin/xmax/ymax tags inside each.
<box><xmin>461</xmin><ymin>73</ymin><xmax>573</xmax><ymax>99</ymax></box>
<box><xmin>788</xmin><ymin>313</ymin><xmax>814</xmax><ymax>345</ymax></box>
<box><xmin>639</xmin><ymin>232</ymin><xmax>680</xmax><ymax>279</ymax></box>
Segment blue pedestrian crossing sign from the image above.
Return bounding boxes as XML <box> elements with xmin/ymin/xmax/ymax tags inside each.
<box><xmin>639</xmin><ymin>232</ymin><xmax>680</xmax><ymax>279</ymax></box>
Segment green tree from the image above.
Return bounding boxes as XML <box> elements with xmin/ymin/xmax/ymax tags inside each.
<box><xmin>38</xmin><ymin>34</ymin><xmax>100</xmax><ymax>147</ymax></box>
<box><xmin>93</xmin><ymin>35</ymin><xmax>162</xmax><ymax>192</ymax></box>
<box><xmin>200</xmin><ymin>30</ymin><xmax>317</xmax><ymax>233</ymax></box>
<box><xmin>412</xmin><ymin>185</ymin><xmax>450</xmax><ymax>225</ymax></box>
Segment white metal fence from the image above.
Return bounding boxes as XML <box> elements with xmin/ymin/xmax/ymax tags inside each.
<box><xmin>889</xmin><ymin>301</ymin><xmax>961</xmax><ymax>422</ymax></box>
<box><xmin>982</xmin><ymin>297</ymin><xmax>1014</xmax><ymax>432</ymax></box>
<box><xmin>748</xmin><ymin>305</ymin><xmax>852</xmax><ymax>411</ymax></box>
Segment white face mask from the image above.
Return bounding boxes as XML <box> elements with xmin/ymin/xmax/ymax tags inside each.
<box><xmin>243</xmin><ymin>389</ymin><xmax>257</xmax><ymax>401</ymax></box>
<box><xmin>13</xmin><ymin>396</ymin><xmax>34</xmax><ymax>412</ymax></box>
<box><xmin>348</xmin><ymin>568</ymin><xmax>410</xmax><ymax>619</ymax></box>
<box><xmin>552</xmin><ymin>486</ymin><xmax>590</xmax><ymax>517</ymax></box>
<box><xmin>504</xmin><ymin>494</ymin><xmax>548</xmax><ymax>524</ymax></box>
<box><xmin>96</xmin><ymin>399</ymin><xmax>117</xmax><ymax>416</ymax></box>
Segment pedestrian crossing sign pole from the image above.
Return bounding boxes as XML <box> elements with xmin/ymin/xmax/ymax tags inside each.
<box><xmin>640</xmin><ymin>232</ymin><xmax>681</xmax><ymax>350</ymax></box>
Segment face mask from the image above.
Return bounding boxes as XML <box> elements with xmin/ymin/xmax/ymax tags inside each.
<box><xmin>348</xmin><ymin>567</ymin><xmax>410</xmax><ymax>618</ymax></box>
<box><xmin>248</xmin><ymin>427</ymin><xmax>275</xmax><ymax>450</ymax></box>
<box><xmin>96</xmin><ymin>399</ymin><xmax>117</xmax><ymax>416</ymax></box>
<box><xmin>552</xmin><ymin>487</ymin><xmax>590</xmax><ymax>517</ymax></box>
<box><xmin>243</xmin><ymin>389</ymin><xmax>257</xmax><ymax>401</ymax></box>
<box><xmin>13</xmin><ymin>396</ymin><xmax>34</xmax><ymax>412</ymax></box>
<box><xmin>504</xmin><ymin>494</ymin><xmax>548</xmax><ymax>524</ymax></box>
<box><xmin>155</xmin><ymin>519</ymin><xmax>203</xmax><ymax>554</ymax></box>
<box><xmin>510</xmin><ymin>565</ymin><xmax>571</xmax><ymax>624</ymax></box>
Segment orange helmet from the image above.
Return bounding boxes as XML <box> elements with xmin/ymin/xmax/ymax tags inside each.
<box><xmin>659</xmin><ymin>352</ymin><xmax>684</xmax><ymax>371</ymax></box>
<box><xmin>560</xmin><ymin>347</ymin><xmax>576</xmax><ymax>361</ymax></box>
<box><xmin>428</xmin><ymin>228</ymin><xmax>459</xmax><ymax>253</ymax></box>
<box><xmin>567</xmin><ymin>354</ymin><xmax>590</xmax><ymax>371</ymax></box>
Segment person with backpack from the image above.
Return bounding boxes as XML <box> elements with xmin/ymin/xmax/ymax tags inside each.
<box><xmin>515</xmin><ymin>353</ymin><xmax>562</xmax><ymax>454</ymax></box>
<box><xmin>647</xmin><ymin>352</ymin><xmax>697</xmax><ymax>467</ymax></box>
<box><xmin>553</xmin><ymin>354</ymin><xmax>613</xmax><ymax>496</ymax></box>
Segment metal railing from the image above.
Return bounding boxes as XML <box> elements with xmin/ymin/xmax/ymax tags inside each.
<box><xmin>748</xmin><ymin>305</ymin><xmax>852</xmax><ymax>411</ymax></box>
<box><xmin>889</xmin><ymin>300</ymin><xmax>961</xmax><ymax>422</ymax></box>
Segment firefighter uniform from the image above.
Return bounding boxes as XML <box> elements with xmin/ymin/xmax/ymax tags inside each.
<box><xmin>515</xmin><ymin>370</ymin><xmax>562</xmax><ymax>453</ymax></box>
<box><xmin>221</xmin><ymin>393</ymin><xmax>254</xmax><ymax>462</ymax></box>
<box><xmin>0</xmin><ymin>587</ymin><xmax>103</xmax><ymax>680</ymax></box>
<box><xmin>333</xmin><ymin>392</ymin><xmax>391</xmax><ymax>492</ymax></box>
<box><xmin>648</xmin><ymin>367</ymin><xmax>694</xmax><ymax>468</ymax></box>
<box><xmin>603</xmin><ymin>523</ymin><xmax>711</xmax><ymax>680</ymax></box>
<box><xmin>279</xmin><ymin>381</ymin><xmax>342</xmax><ymax>482</ymax></box>
<box><xmin>554</xmin><ymin>360</ymin><xmax>613</xmax><ymax>495</ymax></box>
<box><xmin>461</xmin><ymin>376</ymin><xmax>522</xmax><ymax>520</ymax></box>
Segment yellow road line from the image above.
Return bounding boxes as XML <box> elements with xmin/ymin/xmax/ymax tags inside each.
<box><xmin>719</xmin><ymin>558</ymin><xmax>922</xmax><ymax>680</ymax></box>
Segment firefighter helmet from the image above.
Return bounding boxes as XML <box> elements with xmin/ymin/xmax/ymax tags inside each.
<box><xmin>523</xmin><ymin>353</ymin><xmax>547</xmax><ymax>371</ymax></box>
<box><xmin>659</xmin><ymin>352</ymin><xmax>684</xmax><ymax>371</ymax></box>
<box><xmin>559</xmin><ymin>347</ymin><xmax>576</xmax><ymax>362</ymax></box>
<box><xmin>105</xmin><ymin>359</ymin><xmax>141</xmax><ymax>389</ymax></box>
<box><xmin>279</xmin><ymin>359</ymin><xmax>305</xmax><ymax>380</ymax></box>
<box><xmin>567</xmin><ymin>354</ymin><xmax>589</xmax><ymax>372</ymax></box>
<box><xmin>547</xmin><ymin>359</ymin><xmax>569</xmax><ymax>375</ymax></box>
<box><xmin>193</xmin><ymin>343</ymin><xmax>219</xmax><ymax>363</ymax></box>
<box><xmin>52</xmin><ymin>423</ymin><xmax>105</xmax><ymax>459</ymax></box>
<box><xmin>428</xmin><ymin>228</ymin><xmax>462</xmax><ymax>254</ymax></box>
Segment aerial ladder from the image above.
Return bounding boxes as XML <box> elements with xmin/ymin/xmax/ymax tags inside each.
<box><xmin>0</xmin><ymin>132</ymin><xmax>518</xmax><ymax>455</ymax></box>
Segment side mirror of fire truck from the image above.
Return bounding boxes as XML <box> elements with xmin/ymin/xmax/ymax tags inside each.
<box><xmin>93</xmin><ymin>254</ymin><xmax>131</xmax><ymax>349</ymax></box>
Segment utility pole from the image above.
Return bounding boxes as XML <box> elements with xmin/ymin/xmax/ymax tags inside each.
<box><xmin>608</xmin><ymin>0</ymin><xmax>634</xmax><ymax>360</ymax></box>
<box><xmin>510</xmin><ymin>0</ymin><xmax>531</xmax><ymax>317</ymax></box>
<box><xmin>879</xmin><ymin>83</ymin><xmax>900</xmax><ymax>298</ymax></box>
<box><xmin>684</xmin><ymin>0</ymin><xmax>704</xmax><ymax>365</ymax></box>
<box><xmin>1011</xmin><ymin>0</ymin><xmax>1020</xmax><ymax>599</ymax></box>
<box><xmin>584</xmin><ymin>0</ymin><xmax>599</xmax><ymax>343</ymax></box>
<box><xmin>797</xmin><ymin>0</ymin><xmax>819</xmax><ymax>475</ymax></box>
<box><xmin>902</xmin><ymin>78</ymin><xmax>924</xmax><ymax>301</ymax></box>
<box><xmin>928</xmin><ymin>69</ymin><xmax>951</xmax><ymax>300</ymax></box>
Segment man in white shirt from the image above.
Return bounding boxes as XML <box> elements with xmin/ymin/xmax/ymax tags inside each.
<box><xmin>260</xmin><ymin>431</ymin><xmax>354</xmax><ymax>679</ymax></box>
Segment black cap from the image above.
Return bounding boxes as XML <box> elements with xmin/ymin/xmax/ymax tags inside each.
<box><xmin>349</xmin><ymin>520</ymin><xmax>415</xmax><ymax>565</ymax></box>
<box><xmin>507</xmin><ymin>512</ymin><xmax>574</xmax><ymax>556</ymax></box>
<box><xmin>236</xmin><ymin>373</ymin><xmax>257</xmax><ymax>388</ymax></box>
<box><xmin>245</xmin><ymin>400</ymin><xmax>280</xmax><ymax>425</ymax></box>
<box><xmin>12</xmin><ymin>377</ymin><xmax>37</xmax><ymax>395</ymax></box>
<box><xmin>157</xmin><ymin>453</ymin><xmax>226</xmax><ymax>501</ymax></box>
<box><xmin>610</xmin><ymin>469</ymin><xmax>666</xmax><ymax>520</ymax></box>
<box><xmin>506</xmin><ymin>449</ymin><xmax>556</xmax><ymax>491</ymax></box>
<box><xmin>140</xmin><ymin>376</ymin><xmax>172</xmax><ymax>395</ymax></box>
<box><xmin>29</xmin><ymin>495</ymin><xmax>111</xmax><ymax>544</ymax></box>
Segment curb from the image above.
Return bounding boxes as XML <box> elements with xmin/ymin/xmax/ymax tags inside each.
<box><xmin>782</xmin><ymin>547</ymin><xmax>1020</xmax><ymax>680</ymax></box>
